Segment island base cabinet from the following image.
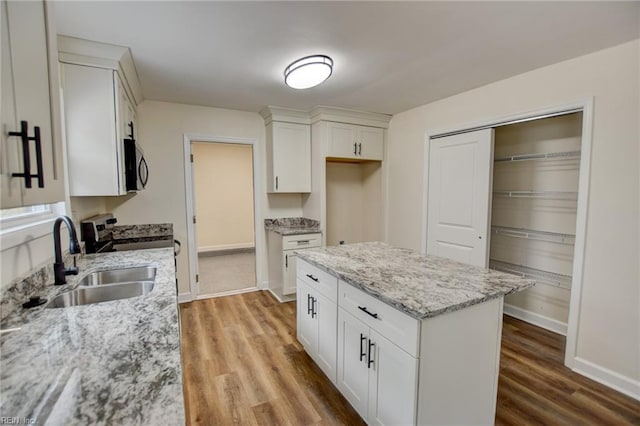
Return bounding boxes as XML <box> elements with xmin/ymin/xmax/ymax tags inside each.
<box><xmin>337</xmin><ymin>308</ymin><xmax>418</xmax><ymax>425</ymax></box>
<box><xmin>297</xmin><ymin>280</ymin><xmax>338</xmax><ymax>383</ymax></box>
<box><xmin>417</xmin><ymin>297</ymin><xmax>503</xmax><ymax>426</ymax></box>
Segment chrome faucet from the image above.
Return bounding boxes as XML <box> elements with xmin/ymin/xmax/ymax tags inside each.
<box><xmin>53</xmin><ymin>215</ymin><xmax>81</xmax><ymax>285</ymax></box>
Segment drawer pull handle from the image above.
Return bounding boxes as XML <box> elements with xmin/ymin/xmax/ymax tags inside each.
<box><xmin>296</xmin><ymin>240</ymin><xmax>310</xmax><ymax>244</ymax></box>
<box><xmin>368</xmin><ymin>340</ymin><xmax>375</xmax><ymax>368</ymax></box>
<box><xmin>358</xmin><ymin>306</ymin><xmax>379</xmax><ymax>319</ymax></box>
<box><xmin>306</xmin><ymin>274</ymin><xmax>319</xmax><ymax>282</ymax></box>
<box><xmin>359</xmin><ymin>334</ymin><xmax>367</xmax><ymax>362</ymax></box>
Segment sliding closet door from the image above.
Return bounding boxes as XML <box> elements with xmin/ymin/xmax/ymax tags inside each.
<box><xmin>426</xmin><ymin>129</ymin><xmax>494</xmax><ymax>267</ymax></box>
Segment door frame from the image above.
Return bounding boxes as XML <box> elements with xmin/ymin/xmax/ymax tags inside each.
<box><xmin>421</xmin><ymin>98</ymin><xmax>594</xmax><ymax>370</ymax></box>
<box><xmin>183</xmin><ymin>134</ymin><xmax>263</xmax><ymax>300</ymax></box>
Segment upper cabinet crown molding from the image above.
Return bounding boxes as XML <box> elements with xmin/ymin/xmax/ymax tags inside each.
<box><xmin>259</xmin><ymin>106</ymin><xmax>310</xmax><ymax>126</ymax></box>
<box><xmin>310</xmin><ymin>106</ymin><xmax>391</xmax><ymax>129</ymax></box>
<box><xmin>57</xmin><ymin>35</ymin><xmax>143</xmax><ymax>106</ymax></box>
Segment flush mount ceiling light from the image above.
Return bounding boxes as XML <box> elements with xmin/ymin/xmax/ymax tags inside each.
<box><xmin>284</xmin><ymin>55</ymin><xmax>333</xmax><ymax>89</ymax></box>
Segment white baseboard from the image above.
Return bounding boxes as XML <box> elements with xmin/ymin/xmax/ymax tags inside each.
<box><xmin>503</xmin><ymin>303</ymin><xmax>567</xmax><ymax>336</ymax></box>
<box><xmin>196</xmin><ymin>286</ymin><xmax>259</xmax><ymax>299</ymax></box>
<box><xmin>573</xmin><ymin>357</ymin><xmax>640</xmax><ymax>401</ymax></box>
<box><xmin>267</xmin><ymin>287</ymin><xmax>296</xmax><ymax>304</ymax></box>
<box><xmin>198</xmin><ymin>242</ymin><xmax>254</xmax><ymax>253</ymax></box>
<box><xmin>178</xmin><ymin>293</ymin><xmax>193</xmax><ymax>303</ymax></box>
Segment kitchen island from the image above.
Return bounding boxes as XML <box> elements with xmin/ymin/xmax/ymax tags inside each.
<box><xmin>0</xmin><ymin>248</ymin><xmax>184</xmax><ymax>425</ymax></box>
<box><xmin>296</xmin><ymin>242</ymin><xmax>534</xmax><ymax>425</ymax></box>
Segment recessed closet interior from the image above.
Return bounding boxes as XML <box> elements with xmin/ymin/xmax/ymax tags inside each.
<box><xmin>490</xmin><ymin>112</ymin><xmax>583</xmax><ymax>332</ymax></box>
<box><xmin>325</xmin><ymin>160</ymin><xmax>383</xmax><ymax>246</ymax></box>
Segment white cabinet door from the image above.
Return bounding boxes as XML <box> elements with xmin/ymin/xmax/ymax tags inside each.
<box><xmin>367</xmin><ymin>329</ymin><xmax>418</xmax><ymax>426</ymax></box>
<box><xmin>297</xmin><ymin>280</ymin><xmax>317</xmax><ymax>353</ymax></box>
<box><xmin>268</xmin><ymin>122</ymin><xmax>310</xmax><ymax>193</ymax></box>
<box><xmin>1</xmin><ymin>0</ymin><xmax>64</xmax><ymax>208</ymax></box>
<box><xmin>62</xmin><ymin>64</ymin><xmax>124</xmax><ymax>196</ymax></box>
<box><xmin>337</xmin><ymin>308</ymin><xmax>370</xmax><ymax>419</ymax></box>
<box><xmin>358</xmin><ymin>126</ymin><xmax>384</xmax><ymax>161</ymax></box>
<box><xmin>282</xmin><ymin>251</ymin><xmax>297</xmax><ymax>295</ymax></box>
<box><xmin>315</xmin><ymin>290</ymin><xmax>337</xmax><ymax>383</ymax></box>
<box><xmin>327</xmin><ymin>122</ymin><xmax>359</xmax><ymax>158</ymax></box>
<box><xmin>426</xmin><ymin>129</ymin><xmax>494</xmax><ymax>267</ymax></box>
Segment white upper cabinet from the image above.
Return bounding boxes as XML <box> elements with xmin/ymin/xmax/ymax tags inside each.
<box><xmin>58</xmin><ymin>36</ymin><xmax>143</xmax><ymax>197</ymax></box>
<box><xmin>61</xmin><ymin>64</ymin><xmax>131</xmax><ymax>196</ymax></box>
<box><xmin>1</xmin><ymin>0</ymin><xmax>65</xmax><ymax>208</ymax></box>
<box><xmin>266</xmin><ymin>122</ymin><xmax>311</xmax><ymax>193</ymax></box>
<box><xmin>326</xmin><ymin>122</ymin><xmax>384</xmax><ymax>161</ymax></box>
<box><xmin>261</xmin><ymin>106</ymin><xmax>311</xmax><ymax>193</ymax></box>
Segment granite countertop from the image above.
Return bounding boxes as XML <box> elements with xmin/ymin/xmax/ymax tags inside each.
<box><xmin>265</xmin><ymin>217</ymin><xmax>321</xmax><ymax>236</ymax></box>
<box><xmin>111</xmin><ymin>223</ymin><xmax>174</xmax><ymax>244</ymax></box>
<box><xmin>296</xmin><ymin>242</ymin><xmax>535</xmax><ymax>320</ymax></box>
<box><xmin>0</xmin><ymin>248</ymin><xmax>184</xmax><ymax>425</ymax></box>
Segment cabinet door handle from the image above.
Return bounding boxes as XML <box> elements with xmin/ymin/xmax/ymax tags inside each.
<box><xmin>359</xmin><ymin>333</ymin><xmax>367</xmax><ymax>362</ymax></box>
<box><xmin>368</xmin><ymin>340</ymin><xmax>375</xmax><ymax>368</ymax></box>
<box><xmin>353</xmin><ymin>142</ymin><xmax>357</xmax><ymax>155</ymax></box>
<box><xmin>358</xmin><ymin>143</ymin><xmax>362</xmax><ymax>155</ymax></box>
<box><xmin>296</xmin><ymin>240</ymin><xmax>310</xmax><ymax>244</ymax></box>
<box><xmin>311</xmin><ymin>297</ymin><xmax>317</xmax><ymax>318</ymax></box>
<box><xmin>306</xmin><ymin>274</ymin><xmax>319</xmax><ymax>282</ymax></box>
<box><xmin>275</xmin><ymin>176</ymin><xmax>279</xmax><ymax>190</ymax></box>
<box><xmin>8</xmin><ymin>120</ymin><xmax>45</xmax><ymax>188</ymax></box>
<box><xmin>285</xmin><ymin>254</ymin><xmax>288</xmax><ymax>268</ymax></box>
<box><xmin>358</xmin><ymin>305</ymin><xmax>379</xmax><ymax>319</ymax></box>
<box><xmin>307</xmin><ymin>294</ymin><xmax>313</xmax><ymax>315</ymax></box>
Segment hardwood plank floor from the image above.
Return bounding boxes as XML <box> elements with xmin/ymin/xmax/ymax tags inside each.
<box><xmin>180</xmin><ymin>291</ymin><xmax>640</xmax><ymax>425</ymax></box>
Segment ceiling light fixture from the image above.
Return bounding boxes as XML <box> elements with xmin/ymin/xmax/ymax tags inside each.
<box><xmin>284</xmin><ymin>55</ymin><xmax>333</xmax><ymax>89</ymax></box>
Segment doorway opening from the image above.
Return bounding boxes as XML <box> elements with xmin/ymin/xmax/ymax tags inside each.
<box><xmin>190</xmin><ymin>141</ymin><xmax>257</xmax><ymax>298</ymax></box>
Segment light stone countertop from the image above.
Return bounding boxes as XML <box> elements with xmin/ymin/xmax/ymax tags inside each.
<box><xmin>0</xmin><ymin>248</ymin><xmax>184</xmax><ymax>425</ymax></box>
<box><xmin>264</xmin><ymin>217</ymin><xmax>321</xmax><ymax>236</ymax></box>
<box><xmin>296</xmin><ymin>242</ymin><xmax>535</xmax><ymax>320</ymax></box>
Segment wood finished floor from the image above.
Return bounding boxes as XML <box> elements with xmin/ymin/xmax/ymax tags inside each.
<box><xmin>180</xmin><ymin>291</ymin><xmax>640</xmax><ymax>425</ymax></box>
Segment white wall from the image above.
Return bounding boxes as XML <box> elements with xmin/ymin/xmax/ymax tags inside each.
<box><xmin>105</xmin><ymin>100</ymin><xmax>302</xmax><ymax>295</ymax></box>
<box><xmin>192</xmin><ymin>142</ymin><xmax>255</xmax><ymax>252</ymax></box>
<box><xmin>386</xmin><ymin>40</ymin><xmax>639</xmax><ymax>390</ymax></box>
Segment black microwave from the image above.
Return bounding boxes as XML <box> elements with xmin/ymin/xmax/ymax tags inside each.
<box><xmin>123</xmin><ymin>122</ymin><xmax>148</xmax><ymax>191</ymax></box>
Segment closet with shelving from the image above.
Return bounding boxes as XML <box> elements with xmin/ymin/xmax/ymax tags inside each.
<box><xmin>489</xmin><ymin>112</ymin><xmax>582</xmax><ymax>330</ymax></box>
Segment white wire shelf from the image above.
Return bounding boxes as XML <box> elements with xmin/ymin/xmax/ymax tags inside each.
<box><xmin>489</xmin><ymin>260</ymin><xmax>572</xmax><ymax>290</ymax></box>
<box><xmin>492</xmin><ymin>226</ymin><xmax>576</xmax><ymax>245</ymax></box>
<box><xmin>493</xmin><ymin>190</ymin><xmax>578</xmax><ymax>201</ymax></box>
<box><xmin>494</xmin><ymin>150</ymin><xmax>581</xmax><ymax>163</ymax></box>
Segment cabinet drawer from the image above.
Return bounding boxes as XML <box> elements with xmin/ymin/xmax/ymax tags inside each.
<box><xmin>297</xmin><ymin>259</ymin><xmax>338</xmax><ymax>302</ymax></box>
<box><xmin>338</xmin><ymin>280</ymin><xmax>419</xmax><ymax>357</ymax></box>
<box><xmin>283</xmin><ymin>233</ymin><xmax>321</xmax><ymax>250</ymax></box>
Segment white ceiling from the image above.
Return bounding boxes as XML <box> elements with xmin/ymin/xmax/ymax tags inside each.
<box><xmin>54</xmin><ymin>1</ymin><xmax>639</xmax><ymax>115</ymax></box>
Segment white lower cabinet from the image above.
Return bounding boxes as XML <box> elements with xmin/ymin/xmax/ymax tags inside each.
<box><xmin>337</xmin><ymin>308</ymin><xmax>418</xmax><ymax>425</ymax></box>
<box><xmin>296</xmin><ymin>262</ymin><xmax>338</xmax><ymax>383</ymax></box>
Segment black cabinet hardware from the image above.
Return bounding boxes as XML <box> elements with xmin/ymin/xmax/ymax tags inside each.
<box><xmin>358</xmin><ymin>306</ymin><xmax>379</xmax><ymax>319</ymax></box>
<box><xmin>296</xmin><ymin>240</ymin><xmax>310</xmax><ymax>244</ymax></box>
<box><xmin>368</xmin><ymin>340</ymin><xmax>375</xmax><ymax>368</ymax></box>
<box><xmin>307</xmin><ymin>294</ymin><xmax>313</xmax><ymax>315</ymax></box>
<box><xmin>285</xmin><ymin>254</ymin><xmax>288</xmax><ymax>268</ymax></box>
<box><xmin>275</xmin><ymin>176</ymin><xmax>278</xmax><ymax>190</ymax></box>
<box><xmin>9</xmin><ymin>120</ymin><xmax>45</xmax><ymax>188</ymax></box>
<box><xmin>128</xmin><ymin>121</ymin><xmax>135</xmax><ymax>139</ymax></box>
<box><xmin>306</xmin><ymin>274</ymin><xmax>319</xmax><ymax>282</ymax></box>
<box><xmin>360</xmin><ymin>334</ymin><xmax>367</xmax><ymax>362</ymax></box>
<box><xmin>358</xmin><ymin>143</ymin><xmax>362</xmax><ymax>155</ymax></box>
<box><xmin>353</xmin><ymin>142</ymin><xmax>357</xmax><ymax>155</ymax></box>
<box><xmin>311</xmin><ymin>297</ymin><xmax>317</xmax><ymax>318</ymax></box>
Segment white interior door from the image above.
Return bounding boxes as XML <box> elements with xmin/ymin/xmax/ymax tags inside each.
<box><xmin>426</xmin><ymin>129</ymin><xmax>494</xmax><ymax>267</ymax></box>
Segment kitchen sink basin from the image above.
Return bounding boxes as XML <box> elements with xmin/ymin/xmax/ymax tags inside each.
<box><xmin>77</xmin><ymin>266</ymin><xmax>157</xmax><ymax>286</ymax></box>
<box><xmin>45</xmin><ymin>281</ymin><xmax>155</xmax><ymax>309</ymax></box>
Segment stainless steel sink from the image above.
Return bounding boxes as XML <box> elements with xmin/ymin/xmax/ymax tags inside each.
<box><xmin>77</xmin><ymin>266</ymin><xmax>156</xmax><ymax>286</ymax></box>
<box><xmin>45</xmin><ymin>281</ymin><xmax>155</xmax><ymax>309</ymax></box>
